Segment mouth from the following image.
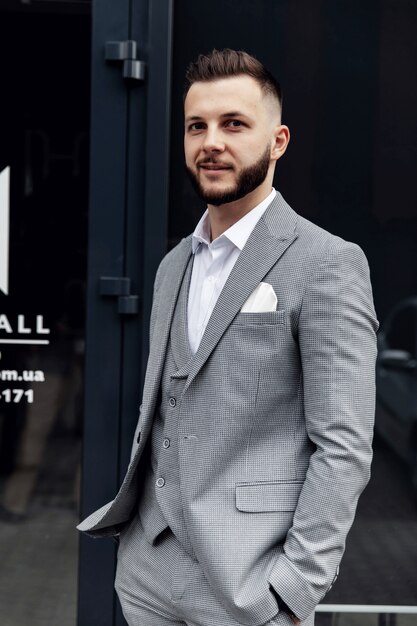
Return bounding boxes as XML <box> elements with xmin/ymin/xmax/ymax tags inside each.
<box><xmin>198</xmin><ymin>163</ymin><xmax>233</xmax><ymax>172</ymax></box>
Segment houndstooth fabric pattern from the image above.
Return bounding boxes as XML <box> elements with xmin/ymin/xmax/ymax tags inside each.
<box><xmin>78</xmin><ymin>191</ymin><xmax>378</xmax><ymax>625</ymax></box>
<box><xmin>138</xmin><ymin>256</ymin><xmax>196</xmax><ymax>554</ymax></box>
<box><xmin>115</xmin><ymin>515</ymin><xmax>314</xmax><ymax>626</ymax></box>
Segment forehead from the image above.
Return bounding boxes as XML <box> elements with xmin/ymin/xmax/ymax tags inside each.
<box><xmin>184</xmin><ymin>75</ymin><xmax>265</xmax><ymax>119</ymax></box>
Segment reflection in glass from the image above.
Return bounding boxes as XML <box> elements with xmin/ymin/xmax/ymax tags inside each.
<box><xmin>0</xmin><ymin>7</ymin><xmax>90</xmax><ymax>625</ymax></box>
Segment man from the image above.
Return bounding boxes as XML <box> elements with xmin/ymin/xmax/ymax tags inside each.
<box><xmin>78</xmin><ymin>49</ymin><xmax>378</xmax><ymax>626</ymax></box>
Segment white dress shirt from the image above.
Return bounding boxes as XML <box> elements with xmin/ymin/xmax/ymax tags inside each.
<box><xmin>187</xmin><ymin>188</ymin><xmax>276</xmax><ymax>354</ymax></box>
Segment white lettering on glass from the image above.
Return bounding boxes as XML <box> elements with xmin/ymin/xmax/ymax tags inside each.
<box><xmin>0</xmin><ymin>166</ymin><xmax>10</xmax><ymax>296</ymax></box>
<box><xmin>17</xmin><ymin>315</ymin><xmax>31</xmax><ymax>334</ymax></box>
<box><xmin>0</xmin><ymin>314</ymin><xmax>12</xmax><ymax>333</ymax></box>
<box><xmin>36</xmin><ymin>315</ymin><xmax>50</xmax><ymax>334</ymax></box>
<box><xmin>0</xmin><ymin>314</ymin><xmax>51</xmax><ymax>336</ymax></box>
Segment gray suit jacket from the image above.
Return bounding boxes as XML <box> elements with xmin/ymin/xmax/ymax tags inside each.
<box><xmin>78</xmin><ymin>192</ymin><xmax>378</xmax><ymax>624</ymax></box>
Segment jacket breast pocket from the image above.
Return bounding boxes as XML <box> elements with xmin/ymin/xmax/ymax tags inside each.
<box><xmin>235</xmin><ymin>481</ymin><xmax>303</xmax><ymax>512</ymax></box>
<box><xmin>224</xmin><ymin>309</ymin><xmax>289</xmax><ymax>369</ymax></box>
<box><xmin>233</xmin><ymin>309</ymin><xmax>286</xmax><ymax>326</ymax></box>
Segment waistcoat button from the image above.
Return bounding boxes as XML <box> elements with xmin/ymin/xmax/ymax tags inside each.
<box><xmin>156</xmin><ymin>477</ymin><xmax>165</xmax><ymax>488</ymax></box>
<box><xmin>169</xmin><ymin>397</ymin><xmax>176</xmax><ymax>407</ymax></box>
<box><xmin>163</xmin><ymin>438</ymin><xmax>170</xmax><ymax>449</ymax></box>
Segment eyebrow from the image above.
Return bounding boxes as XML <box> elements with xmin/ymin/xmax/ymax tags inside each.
<box><xmin>185</xmin><ymin>116</ymin><xmax>204</xmax><ymax>123</ymax></box>
<box><xmin>220</xmin><ymin>111</ymin><xmax>248</xmax><ymax>118</ymax></box>
<box><xmin>185</xmin><ymin>111</ymin><xmax>250</xmax><ymax>123</ymax></box>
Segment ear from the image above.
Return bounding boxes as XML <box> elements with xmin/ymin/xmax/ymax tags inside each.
<box><xmin>271</xmin><ymin>125</ymin><xmax>290</xmax><ymax>162</ymax></box>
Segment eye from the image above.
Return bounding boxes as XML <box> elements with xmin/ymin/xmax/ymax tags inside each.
<box><xmin>188</xmin><ymin>122</ymin><xmax>206</xmax><ymax>132</ymax></box>
<box><xmin>225</xmin><ymin>119</ymin><xmax>244</xmax><ymax>128</ymax></box>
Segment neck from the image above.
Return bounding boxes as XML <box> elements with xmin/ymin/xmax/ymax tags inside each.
<box><xmin>208</xmin><ymin>181</ymin><xmax>273</xmax><ymax>241</ymax></box>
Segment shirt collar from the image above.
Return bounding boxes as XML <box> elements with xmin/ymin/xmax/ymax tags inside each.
<box><xmin>192</xmin><ymin>210</ymin><xmax>211</xmax><ymax>253</ymax></box>
<box><xmin>191</xmin><ymin>188</ymin><xmax>276</xmax><ymax>254</ymax></box>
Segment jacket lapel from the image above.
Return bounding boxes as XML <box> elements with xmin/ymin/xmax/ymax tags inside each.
<box><xmin>139</xmin><ymin>236</ymin><xmax>192</xmax><ymax>439</ymax></box>
<box><xmin>184</xmin><ymin>193</ymin><xmax>298</xmax><ymax>392</ymax></box>
<box><xmin>170</xmin><ymin>258</ymin><xmax>194</xmax><ymax>369</ymax></box>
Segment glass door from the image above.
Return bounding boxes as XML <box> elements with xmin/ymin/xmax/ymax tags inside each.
<box><xmin>0</xmin><ymin>3</ymin><xmax>91</xmax><ymax>625</ymax></box>
<box><xmin>0</xmin><ymin>1</ymin><xmax>173</xmax><ymax>625</ymax></box>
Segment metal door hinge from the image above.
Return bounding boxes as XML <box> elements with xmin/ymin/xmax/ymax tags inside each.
<box><xmin>105</xmin><ymin>40</ymin><xmax>146</xmax><ymax>81</ymax></box>
<box><xmin>99</xmin><ymin>277</ymin><xmax>140</xmax><ymax>315</ymax></box>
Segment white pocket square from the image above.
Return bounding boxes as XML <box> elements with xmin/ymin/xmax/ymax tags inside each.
<box><xmin>241</xmin><ymin>282</ymin><xmax>277</xmax><ymax>313</ymax></box>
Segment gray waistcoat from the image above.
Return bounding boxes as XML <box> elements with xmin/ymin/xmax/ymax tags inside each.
<box><xmin>138</xmin><ymin>257</ymin><xmax>195</xmax><ymax>556</ymax></box>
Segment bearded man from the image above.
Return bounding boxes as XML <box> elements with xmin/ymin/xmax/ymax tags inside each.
<box><xmin>78</xmin><ymin>49</ymin><xmax>378</xmax><ymax>626</ymax></box>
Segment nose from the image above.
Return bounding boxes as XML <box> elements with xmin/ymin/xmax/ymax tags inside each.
<box><xmin>202</xmin><ymin>126</ymin><xmax>225</xmax><ymax>154</ymax></box>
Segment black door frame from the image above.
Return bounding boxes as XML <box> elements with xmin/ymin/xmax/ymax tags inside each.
<box><xmin>77</xmin><ymin>1</ymin><xmax>173</xmax><ymax>624</ymax></box>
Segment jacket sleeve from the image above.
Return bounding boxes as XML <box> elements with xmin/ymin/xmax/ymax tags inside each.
<box><xmin>268</xmin><ymin>241</ymin><xmax>379</xmax><ymax>620</ymax></box>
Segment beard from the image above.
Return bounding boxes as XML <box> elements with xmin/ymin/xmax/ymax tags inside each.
<box><xmin>186</xmin><ymin>145</ymin><xmax>271</xmax><ymax>206</ymax></box>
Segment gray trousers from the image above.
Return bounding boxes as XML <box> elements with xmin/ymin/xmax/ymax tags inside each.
<box><xmin>115</xmin><ymin>513</ymin><xmax>307</xmax><ymax>626</ymax></box>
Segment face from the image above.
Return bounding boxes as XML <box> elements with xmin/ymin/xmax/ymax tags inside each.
<box><xmin>184</xmin><ymin>75</ymin><xmax>286</xmax><ymax>206</ymax></box>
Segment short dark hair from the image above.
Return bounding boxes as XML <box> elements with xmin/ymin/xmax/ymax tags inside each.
<box><xmin>184</xmin><ymin>48</ymin><xmax>282</xmax><ymax>109</ymax></box>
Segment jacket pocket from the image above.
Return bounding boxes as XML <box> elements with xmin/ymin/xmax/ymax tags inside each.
<box><xmin>233</xmin><ymin>309</ymin><xmax>286</xmax><ymax>325</ymax></box>
<box><xmin>235</xmin><ymin>481</ymin><xmax>303</xmax><ymax>512</ymax></box>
